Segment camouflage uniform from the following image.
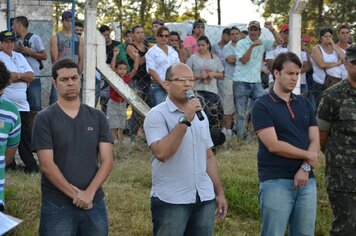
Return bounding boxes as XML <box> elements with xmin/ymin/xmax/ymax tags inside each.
<box><xmin>317</xmin><ymin>79</ymin><xmax>356</xmax><ymax>236</ymax></box>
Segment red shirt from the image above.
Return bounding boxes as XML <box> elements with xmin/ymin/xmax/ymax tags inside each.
<box><xmin>109</xmin><ymin>74</ymin><xmax>131</xmax><ymax>103</ymax></box>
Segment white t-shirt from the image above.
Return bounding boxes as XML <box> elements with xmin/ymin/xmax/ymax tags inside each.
<box><xmin>0</xmin><ymin>51</ymin><xmax>34</xmax><ymax>111</ymax></box>
<box><xmin>266</xmin><ymin>46</ymin><xmax>308</xmax><ymax>84</ymax></box>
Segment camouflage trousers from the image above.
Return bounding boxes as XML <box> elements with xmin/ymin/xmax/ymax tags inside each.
<box><xmin>327</xmin><ymin>190</ymin><xmax>356</xmax><ymax>236</ymax></box>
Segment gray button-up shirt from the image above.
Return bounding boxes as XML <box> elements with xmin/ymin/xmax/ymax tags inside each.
<box><xmin>144</xmin><ymin>97</ymin><xmax>215</xmax><ymax>204</ymax></box>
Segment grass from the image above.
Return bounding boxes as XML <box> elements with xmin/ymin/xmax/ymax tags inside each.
<box><xmin>4</xmin><ymin>137</ymin><xmax>332</xmax><ymax>235</ymax></box>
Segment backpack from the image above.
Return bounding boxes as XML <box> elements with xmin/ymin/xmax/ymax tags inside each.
<box><xmin>23</xmin><ymin>33</ymin><xmax>44</xmax><ymax>70</ymax></box>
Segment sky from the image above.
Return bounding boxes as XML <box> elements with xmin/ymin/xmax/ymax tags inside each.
<box><xmin>200</xmin><ymin>0</ymin><xmax>265</xmax><ymax>26</ymax></box>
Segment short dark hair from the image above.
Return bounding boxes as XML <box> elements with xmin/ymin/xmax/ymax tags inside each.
<box><xmin>169</xmin><ymin>31</ymin><xmax>181</xmax><ymax>41</ymax></box>
<box><xmin>14</xmin><ymin>16</ymin><xmax>29</xmax><ymax>28</ymax></box>
<box><xmin>124</xmin><ymin>29</ymin><xmax>132</xmax><ymax>36</ymax></box>
<box><xmin>230</xmin><ymin>26</ymin><xmax>241</xmax><ymax>33</ymax></box>
<box><xmin>157</xmin><ymin>26</ymin><xmax>169</xmax><ymax>36</ymax></box>
<box><xmin>272</xmin><ymin>52</ymin><xmax>302</xmax><ymax>80</ymax></box>
<box><xmin>338</xmin><ymin>24</ymin><xmax>350</xmax><ymax>33</ymax></box>
<box><xmin>319</xmin><ymin>28</ymin><xmax>333</xmax><ymax>38</ymax></box>
<box><xmin>0</xmin><ymin>61</ymin><xmax>10</xmax><ymax>90</ymax></box>
<box><xmin>241</xmin><ymin>30</ymin><xmax>248</xmax><ymax>35</ymax></box>
<box><xmin>75</xmin><ymin>21</ymin><xmax>84</xmax><ymax>28</ymax></box>
<box><xmin>222</xmin><ymin>27</ymin><xmax>231</xmax><ymax>35</ymax></box>
<box><xmin>152</xmin><ymin>19</ymin><xmax>164</xmax><ymax>26</ymax></box>
<box><xmin>52</xmin><ymin>59</ymin><xmax>79</xmax><ymax>80</ymax></box>
<box><xmin>115</xmin><ymin>59</ymin><xmax>128</xmax><ymax>69</ymax></box>
<box><xmin>131</xmin><ymin>24</ymin><xmax>143</xmax><ymax>34</ymax></box>
<box><xmin>99</xmin><ymin>25</ymin><xmax>110</xmax><ymax>33</ymax></box>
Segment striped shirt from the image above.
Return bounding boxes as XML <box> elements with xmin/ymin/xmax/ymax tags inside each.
<box><xmin>0</xmin><ymin>97</ymin><xmax>21</xmax><ymax>207</ymax></box>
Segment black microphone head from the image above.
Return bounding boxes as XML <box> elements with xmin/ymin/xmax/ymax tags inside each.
<box><xmin>186</xmin><ymin>90</ymin><xmax>195</xmax><ymax>99</ymax></box>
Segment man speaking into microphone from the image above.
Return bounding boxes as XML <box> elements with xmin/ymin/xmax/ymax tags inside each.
<box><xmin>144</xmin><ymin>63</ymin><xmax>227</xmax><ymax>236</ymax></box>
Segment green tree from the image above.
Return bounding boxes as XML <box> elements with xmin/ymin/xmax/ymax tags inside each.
<box><xmin>252</xmin><ymin>0</ymin><xmax>355</xmax><ymax>40</ymax></box>
<box><xmin>54</xmin><ymin>0</ymin><xmax>210</xmax><ymax>38</ymax></box>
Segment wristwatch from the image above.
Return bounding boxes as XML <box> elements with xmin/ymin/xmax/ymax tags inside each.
<box><xmin>178</xmin><ymin>116</ymin><xmax>191</xmax><ymax>127</ymax></box>
<box><xmin>301</xmin><ymin>163</ymin><xmax>311</xmax><ymax>173</ymax></box>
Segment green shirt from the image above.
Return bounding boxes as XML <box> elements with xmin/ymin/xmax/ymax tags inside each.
<box><xmin>0</xmin><ymin>98</ymin><xmax>21</xmax><ymax>206</ymax></box>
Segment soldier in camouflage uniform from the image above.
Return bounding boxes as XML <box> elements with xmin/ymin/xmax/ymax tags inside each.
<box><xmin>317</xmin><ymin>44</ymin><xmax>356</xmax><ymax>236</ymax></box>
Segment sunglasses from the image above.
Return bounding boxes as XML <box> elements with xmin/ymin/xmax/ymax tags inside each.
<box><xmin>159</xmin><ymin>34</ymin><xmax>169</xmax><ymax>38</ymax></box>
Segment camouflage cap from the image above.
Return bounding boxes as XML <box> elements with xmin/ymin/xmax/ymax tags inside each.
<box><xmin>346</xmin><ymin>44</ymin><xmax>356</xmax><ymax>62</ymax></box>
<box><xmin>248</xmin><ymin>21</ymin><xmax>260</xmax><ymax>29</ymax></box>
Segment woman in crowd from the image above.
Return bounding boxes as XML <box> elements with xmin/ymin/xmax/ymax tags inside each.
<box><xmin>310</xmin><ymin>28</ymin><xmax>347</xmax><ymax>111</ymax></box>
<box><xmin>126</xmin><ymin>25</ymin><xmax>150</xmax><ymax>139</ymax></box>
<box><xmin>145</xmin><ymin>26</ymin><xmax>180</xmax><ymax>107</ymax></box>
<box><xmin>169</xmin><ymin>31</ymin><xmax>188</xmax><ymax>63</ymax></box>
<box><xmin>183</xmin><ymin>19</ymin><xmax>205</xmax><ymax>57</ymax></box>
<box><xmin>186</xmin><ymin>35</ymin><xmax>224</xmax><ymax>128</ymax></box>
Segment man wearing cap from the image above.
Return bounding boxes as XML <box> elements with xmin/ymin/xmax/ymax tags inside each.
<box><xmin>0</xmin><ymin>30</ymin><xmax>39</xmax><ymax>173</ymax></box>
<box><xmin>145</xmin><ymin>19</ymin><xmax>165</xmax><ymax>48</ymax></box>
<box><xmin>317</xmin><ymin>44</ymin><xmax>356</xmax><ymax>235</ymax></box>
<box><xmin>233</xmin><ymin>20</ymin><xmax>282</xmax><ymax>139</ymax></box>
<box><xmin>0</xmin><ymin>60</ymin><xmax>21</xmax><ymax>212</ymax></box>
<box><xmin>50</xmin><ymin>10</ymin><xmax>84</xmax><ymax>104</ymax></box>
<box><xmin>183</xmin><ymin>19</ymin><xmax>205</xmax><ymax>57</ymax></box>
<box><xmin>12</xmin><ymin>16</ymin><xmax>48</xmax><ymax>128</ymax></box>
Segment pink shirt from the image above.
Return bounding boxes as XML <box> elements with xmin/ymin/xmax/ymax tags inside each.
<box><xmin>183</xmin><ymin>35</ymin><xmax>198</xmax><ymax>54</ymax></box>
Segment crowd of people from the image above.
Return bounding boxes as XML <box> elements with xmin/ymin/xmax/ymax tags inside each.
<box><xmin>0</xmin><ymin>9</ymin><xmax>355</xmax><ymax>236</ymax></box>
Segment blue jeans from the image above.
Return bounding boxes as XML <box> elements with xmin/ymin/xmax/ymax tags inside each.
<box><xmin>151</xmin><ymin>195</ymin><xmax>216</xmax><ymax>236</ymax></box>
<box><xmin>39</xmin><ymin>198</ymin><xmax>108</xmax><ymax>236</ymax></box>
<box><xmin>308</xmin><ymin>81</ymin><xmax>323</xmax><ymax>113</ymax></box>
<box><xmin>259</xmin><ymin>178</ymin><xmax>317</xmax><ymax>236</ymax></box>
<box><xmin>233</xmin><ymin>81</ymin><xmax>265</xmax><ymax>138</ymax></box>
<box><xmin>27</xmin><ymin>78</ymin><xmax>42</xmax><ymax>112</ymax></box>
<box><xmin>150</xmin><ymin>84</ymin><xmax>167</xmax><ymax>107</ymax></box>
<box><xmin>49</xmin><ymin>83</ymin><xmax>58</xmax><ymax>105</ymax></box>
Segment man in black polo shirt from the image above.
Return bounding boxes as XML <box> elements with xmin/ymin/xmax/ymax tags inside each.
<box><xmin>251</xmin><ymin>52</ymin><xmax>320</xmax><ymax>235</ymax></box>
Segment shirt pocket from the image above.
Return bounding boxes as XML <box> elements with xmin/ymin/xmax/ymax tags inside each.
<box><xmin>199</xmin><ymin>122</ymin><xmax>209</xmax><ymax>141</ymax></box>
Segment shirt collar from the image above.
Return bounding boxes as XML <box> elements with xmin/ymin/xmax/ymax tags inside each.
<box><xmin>268</xmin><ymin>89</ymin><xmax>298</xmax><ymax>103</ymax></box>
<box><xmin>166</xmin><ymin>97</ymin><xmax>180</xmax><ymax>113</ymax></box>
<box><xmin>335</xmin><ymin>80</ymin><xmax>356</xmax><ymax>95</ymax></box>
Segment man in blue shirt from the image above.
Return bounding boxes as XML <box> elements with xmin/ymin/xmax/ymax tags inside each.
<box><xmin>251</xmin><ymin>52</ymin><xmax>320</xmax><ymax>235</ymax></box>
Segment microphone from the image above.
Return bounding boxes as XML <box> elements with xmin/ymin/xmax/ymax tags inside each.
<box><xmin>186</xmin><ymin>90</ymin><xmax>205</xmax><ymax>121</ymax></box>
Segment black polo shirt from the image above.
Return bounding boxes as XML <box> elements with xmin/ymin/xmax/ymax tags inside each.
<box><xmin>251</xmin><ymin>90</ymin><xmax>317</xmax><ymax>182</ymax></box>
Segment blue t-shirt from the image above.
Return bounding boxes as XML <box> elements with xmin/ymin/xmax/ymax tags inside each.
<box><xmin>251</xmin><ymin>90</ymin><xmax>317</xmax><ymax>182</ymax></box>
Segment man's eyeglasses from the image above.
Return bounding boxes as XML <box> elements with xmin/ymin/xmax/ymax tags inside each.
<box><xmin>167</xmin><ymin>77</ymin><xmax>195</xmax><ymax>84</ymax></box>
<box><xmin>159</xmin><ymin>34</ymin><xmax>170</xmax><ymax>38</ymax></box>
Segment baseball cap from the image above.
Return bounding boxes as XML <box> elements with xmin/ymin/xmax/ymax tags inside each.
<box><xmin>302</xmin><ymin>34</ymin><xmax>312</xmax><ymax>43</ymax></box>
<box><xmin>248</xmin><ymin>21</ymin><xmax>260</xmax><ymax>29</ymax></box>
<box><xmin>280</xmin><ymin>24</ymin><xmax>289</xmax><ymax>32</ymax></box>
<box><xmin>346</xmin><ymin>44</ymin><xmax>356</xmax><ymax>62</ymax></box>
<box><xmin>62</xmin><ymin>11</ymin><xmax>73</xmax><ymax>20</ymax></box>
<box><xmin>0</xmin><ymin>31</ymin><xmax>15</xmax><ymax>42</ymax></box>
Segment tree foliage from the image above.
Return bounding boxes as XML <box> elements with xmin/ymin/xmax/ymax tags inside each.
<box><xmin>52</xmin><ymin>0</ymin><xmax>208</xmax><ymax>38</ymax></box>
<box><xmin>252</xmin><ymin>0</ymin><xmax>355</xmax><ymax>40</ymax></box>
